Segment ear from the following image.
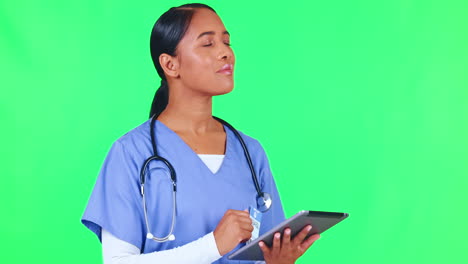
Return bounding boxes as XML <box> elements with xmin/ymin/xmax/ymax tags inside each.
<box><xmin>159</xmin><ymin>53</ymin><xmax>179</xmax><ymax>78</ymax></box>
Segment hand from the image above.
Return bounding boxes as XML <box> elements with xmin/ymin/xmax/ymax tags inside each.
<box><xmin>259</xmin><ymin>225</ymin><xmax>320</xmax><ymax>264</ymax></box>
<box><xmin>213</xmin><ymin>209</ymin><xmax>253</xmax><ymax>255</ymax></box>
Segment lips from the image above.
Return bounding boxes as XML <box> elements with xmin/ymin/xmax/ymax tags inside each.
<box><xmin>217</xmin><ymin>63</ymin><xmax>233</xmax><ymax>74</ymax></box>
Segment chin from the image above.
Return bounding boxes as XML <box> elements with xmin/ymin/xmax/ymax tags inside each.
<box><xmin>213</xmin><ymin>73</ymin><xmax>234</xmax><ymax>93</ymax></box>
<box><xmin>214</xmin><ymin>84</ymin><xmax>234</xmax><ymax>96</ymax></box>
<box><xmin>207</xmin><ymin>78</ymin><xmax>234</xmax><ymax>96</ymax></box>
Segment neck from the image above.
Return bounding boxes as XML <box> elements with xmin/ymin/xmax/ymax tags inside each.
<box><xmin>157</xmin><ymin>87</ymin><xmax>218</xmax><ymax>134</ymax></box>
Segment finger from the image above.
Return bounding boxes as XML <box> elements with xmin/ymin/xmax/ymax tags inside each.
<box><xmin>259</xmin><ymin>241</ymin><xmax>270</xmax><ymax>256</ymax></box>
<box><xmin>239</xmin><ymin>224</ymin><xmax>256</xmax><ymax>241</ymax></box>
<box><xmin>292</xmin><ymin>225</ymin><xmax>312</xmax><ymax>245</ymax></box>
<box><xmin>272</xmin><ymin>232</ymin><xmax>281</xmax><ymax>252</ymax></box>
<box><xmin>282</xmin><ymin>228</ymin><xmax>291</xmax><ymax>249</ymax></box>
<box><xmin>235</xmin><ymin>211</ymin><xmax>250</xmax><ymax>219</ymax></box>
<box><xmin>225</xmin><ymin>211</ymin><xmax>251</xmax><ymax>223</ymax></box>
<box><xmin>299</xmin><ymin>234</ymin><xmax>320</xmax><ymax>254</ymax></box>
<box><xmin>239</xmin><ymin>222</ymin><xmax>254</xmax><ymax>232</ymax></box>
<box><xmin>239</xmin><ymin>230</ymin><xmax>252</xmax><ymax>243</ymax></box>
<box><xmin>236</xmin><ymin>216</ymin><xmax>253</xmax><ymax>225</ymax></box>
<box><xmin>227</xmin><ymin>209</ymin><xmax>250</xmax><ymax>218</ymax></box>
<box><xmin>233</xmin><ymin>221</ymin><xmax>253</xmax><ymax>236</ymax></box>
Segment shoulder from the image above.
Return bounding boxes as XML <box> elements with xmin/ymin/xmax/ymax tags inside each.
<box><xmin>236</xmin><ymin>129</ymin><xmax>262</xmax><ymax>149</ymax></box>
<box><xmin>234</xmin><ymin>128</ymin><xmax>269</xmax><ymax>161</ymax></box>
<box><xmin>106</xmin><ymin>118</ymin><xmax>153</xmax><ymax>160</ymax></box>
<box><xmin>233</xmin><ymin>129</ymin><xmax>274</xmax><ymax>186</ymax></box>
<box><xmin>116</xmin><ymin>118</ymin><xmax>151</xmax><ymax>144</ymax></box>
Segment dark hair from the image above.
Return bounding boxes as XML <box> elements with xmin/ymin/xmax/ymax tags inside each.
<box><xmin>149</xmin><ymin>3</ymin><xmax>217</xmax><ymax>118</ymax></box>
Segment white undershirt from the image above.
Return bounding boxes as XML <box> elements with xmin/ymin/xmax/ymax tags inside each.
<box><xmin>197</xmin><ymin>154</ymin><xmax>225</xmax><ymax>173</ymax></box>
<box><xmin>102</xmin><ymin>229</ymin><xmax>222</xmax><ymax>264</ymax></box>
<box><xmin>102</xmin><ymin>154</ymin><xmax>268</xmax><ymax>264</ymax></box>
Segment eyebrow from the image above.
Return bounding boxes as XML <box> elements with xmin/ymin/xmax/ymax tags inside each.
<box><xmin>196</xmin><ymin>30</ymin><xmax>230</xmax><ymax>39</ymax></box>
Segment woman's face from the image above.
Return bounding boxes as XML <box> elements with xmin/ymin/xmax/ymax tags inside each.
<box><xmin>173</xmin><ymin>8</ymin><xmax>235</xmax><ymax>96</ymax></box>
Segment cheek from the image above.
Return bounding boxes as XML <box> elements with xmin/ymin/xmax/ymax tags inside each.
<box><xmin>183</xmin><ymin>54</ymin><xmax>213</xmax><ymax>74</ymax></box>
<box><xmin>181</xmin><ymin>54</ymin><xmax>212</xmax><ymax>77</ymax></box>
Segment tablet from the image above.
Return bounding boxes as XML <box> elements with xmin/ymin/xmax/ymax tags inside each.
<box><xmin>228</xmin><ymin>210</ymin><xmax>349</xmax><ymax>261</ymax></box>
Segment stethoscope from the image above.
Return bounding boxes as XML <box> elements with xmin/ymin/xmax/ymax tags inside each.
<box><xmin>139</xmin><ymin>114</ymin><xmax>272</xmax><ymax>242</ymax></box>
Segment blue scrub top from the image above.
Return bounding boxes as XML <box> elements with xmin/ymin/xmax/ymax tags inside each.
<box><xmin>81</xmin><ymin>119</ymin><xmax>285</xmax><ymax>263</ymax></box>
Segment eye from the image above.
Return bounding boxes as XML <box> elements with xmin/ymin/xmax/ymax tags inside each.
<box><xmin>202</xmin><ymin>42</ymin><xmax>232</xmax><ymax>47</ymax></box>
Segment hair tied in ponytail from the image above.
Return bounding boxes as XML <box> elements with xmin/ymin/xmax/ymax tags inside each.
<box><xmin>149</xmin><ymin>78</ymin><xmax>169</xmax><ymax>118</ymax></box>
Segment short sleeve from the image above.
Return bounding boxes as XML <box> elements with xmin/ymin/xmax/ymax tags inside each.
<box><xmin>253</xmin><ymin>140</ymin><xmax>286</xmax><ymax>235</ymax></box>
<box><xmin>81</xmin><ymin>140</ymin><xmax>145</xmax><ymax>250</ymax></box>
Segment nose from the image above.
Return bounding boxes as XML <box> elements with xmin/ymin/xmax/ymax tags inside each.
<box><xmin>217</xmin><ymin>43</ymin><xmax>234</xmax><ymax>61</ymax></box>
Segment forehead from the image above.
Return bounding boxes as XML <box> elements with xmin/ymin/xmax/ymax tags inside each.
<box><xmin>183</xmin><ymin>8</ymin><xmax>227</xmax><ymax>40</ymax></box>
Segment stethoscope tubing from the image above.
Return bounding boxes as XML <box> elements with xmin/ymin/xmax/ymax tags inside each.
<box><xmin>212</xmin><ymin>116</ymin><xmax>263</xmax><ymax>198</ymax></box>
<box><xmin>140</xmin><ymin>114</ymin><xmax>271</xmax><ymax>243</ymax></box>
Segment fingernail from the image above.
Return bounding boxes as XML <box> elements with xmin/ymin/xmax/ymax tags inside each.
<box><xmin>275</xmin><ymin>233</ymin><xmax>280</xmax><ymax>239</ymax></box>
<box><xmin>307</xmin><ymin>225</ymin><xmax>312</xmax><ymax>231</ymax></box>
<box><xmin>286</xmin><ymin>229</ymin><xmax>291</xmax><ymax>235</ymax></box>
<box><xmin>259</xmin><ymin>241</ymin><xmax>264</xmax><ymax>247</ymax></box>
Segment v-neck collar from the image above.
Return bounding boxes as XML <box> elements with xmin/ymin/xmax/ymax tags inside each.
<box><xmin>154</xmin><ymin>120</ymin><xmax>233</xmax><ymax>176</ymax></box>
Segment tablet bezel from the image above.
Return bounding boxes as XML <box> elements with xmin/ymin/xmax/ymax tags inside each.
<box><xmin>227</xmin><ymin>210</ymin><xmax>348</xmax><ymax>261</ymax></box>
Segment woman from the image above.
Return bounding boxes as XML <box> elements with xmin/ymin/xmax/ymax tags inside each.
<box><xmin>81</xmin><ymin>3</ymin><xmax>320</xmax><ymax>264</ymax></box>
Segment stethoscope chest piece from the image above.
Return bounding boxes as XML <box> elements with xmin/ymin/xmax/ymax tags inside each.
<box><xmin>257</xmin><ymin>192</ymin><xmax>272</xmax><ymax>213</ymax></box>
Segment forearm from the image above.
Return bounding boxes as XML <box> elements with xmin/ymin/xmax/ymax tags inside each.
<box><xmin>102</xmin><ymin>229</ymin><xmax>222</xmax><ymax>264</ymax></box>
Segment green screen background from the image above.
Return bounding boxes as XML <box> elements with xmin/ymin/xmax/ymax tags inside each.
<box><xmin>1</xmin><ymin>0</ymin><xmax>467</xmax><ymax>263</ymax></box>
